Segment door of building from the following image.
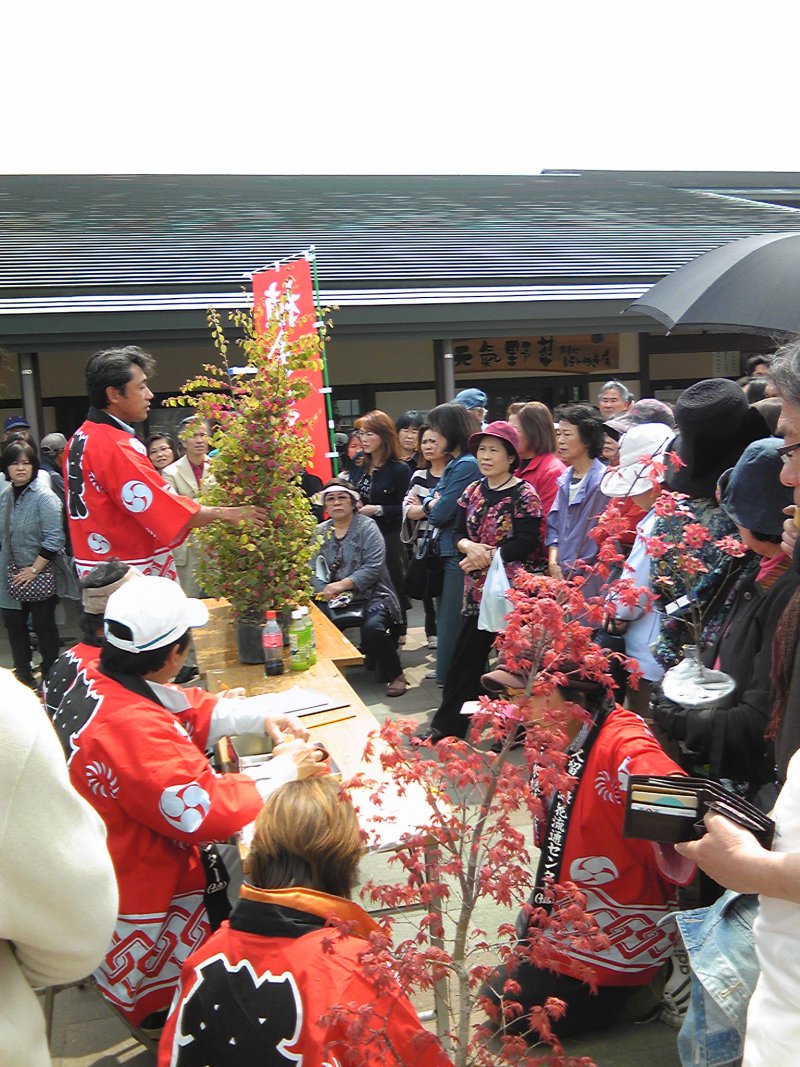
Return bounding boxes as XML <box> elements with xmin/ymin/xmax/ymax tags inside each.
<box><xmin>458</xmin><ymin>377</ymin><xmax>586</xmax><ymax>420</ymax></box>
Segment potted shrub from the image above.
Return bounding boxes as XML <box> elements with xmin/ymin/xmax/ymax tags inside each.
<box><xmin>166</xmin><ymin>293</ymin><xmax>326</xmax><ymax>659</ymax></box>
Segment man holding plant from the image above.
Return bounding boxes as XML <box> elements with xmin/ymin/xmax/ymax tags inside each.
<box><xmin>66</xmin><ymin>346</ymin><xmax>266</xmax><ymax>581</ymax></box>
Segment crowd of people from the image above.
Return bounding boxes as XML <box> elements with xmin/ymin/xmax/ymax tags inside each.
<box><xmin>8</xmin><ymin>341</ymin><xmax>800</xmax><ymax>1067</ymax></box>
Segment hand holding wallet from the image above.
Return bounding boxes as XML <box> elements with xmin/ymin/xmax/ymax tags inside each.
<box><xmin>623</xmin><ymin>773</ymin><xmax>775</xmax><ymax>850</ymax></box>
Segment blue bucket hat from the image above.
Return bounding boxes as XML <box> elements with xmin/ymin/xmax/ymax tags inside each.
<box><xmin>718</xmin><ymin>437</ymin><xmax>794</xmax><ymax>537</ymax></box>
<box><xmin>453</xmin><ymin>388</ymin><xmax>488</xmax><ymax>410</ymax></box>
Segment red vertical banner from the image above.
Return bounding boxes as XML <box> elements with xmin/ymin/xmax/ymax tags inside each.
<box><xmin>252</xmin><ymin>258</ymin><xmax>333</xmax><ymax>482</ymax></box>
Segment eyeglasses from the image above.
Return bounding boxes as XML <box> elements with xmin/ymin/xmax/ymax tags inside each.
<box><xmin>778</xmin><ymin>441</ymin><xmax>800</xmax><ymax>466</ymax></box>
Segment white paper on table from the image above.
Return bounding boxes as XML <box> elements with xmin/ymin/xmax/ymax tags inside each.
<box><xmin>346</xmin><ymin>777</ymin><xmax>440</xmax><ymax>852</ymax></box>
<box><xmin>238</xmin><ymin>686</ymin><xmax>350</xmax><ymax>718</ymax></box>
<box><xmin>237</xmin><ymin>776</ymin><xmax>444</xmax><ymax>854</ymax></box>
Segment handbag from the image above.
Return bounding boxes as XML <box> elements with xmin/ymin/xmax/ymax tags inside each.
<box><xmin>404</xmin><ymin>526</ymin><xmax>443</xmax><ymax>601</ymax></box>
<box><xmin>4</xmin><ymin>498</ymin><xmax>56</xmax><ymax>603</ymax></box>
<box><xmin>7</xmin><ymin>554</ymin><xmax>56</xmax><ymax>602</ymax></box>
<box><xmin>327</xmin><ymin>593</ymin><xmax>367</xmax><ymax>630</ymax></box>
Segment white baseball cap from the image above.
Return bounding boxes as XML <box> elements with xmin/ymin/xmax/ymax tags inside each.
<box><xmin>600</xmin><ymin>423</ymin><xmax>676</xmax><ymax>498</ymax></box>
<box><xmin>104</xmin><ymin>576</ymin><xmax>209</xmax><ymax>653</ymax></box>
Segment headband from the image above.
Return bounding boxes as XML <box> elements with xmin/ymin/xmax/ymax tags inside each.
<box><xmin>82</xmin><ymin>566</ymin><xmax>138</xmax><ymax>615</ymax></box>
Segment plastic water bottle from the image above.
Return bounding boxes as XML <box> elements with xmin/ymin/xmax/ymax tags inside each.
<box><xmin>289</xmin><ymin>610</ymin><xmax>310</xmax><ymax>672</ymax></box>
<box><xmin>300</xmin><ymin>605</ymin><xmax>316</xmax><ymax>666</ymax></box>
<box><xmin>262</xmin><ymin>611</ymin><xmax>284</xmax><ymax>676</ymax></box>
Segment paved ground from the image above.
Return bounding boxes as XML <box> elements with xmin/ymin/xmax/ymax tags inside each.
<box><xmin>17</xmin><ymin>602</ymin><xmax>681</xmax><ymax>1066</ymax></box>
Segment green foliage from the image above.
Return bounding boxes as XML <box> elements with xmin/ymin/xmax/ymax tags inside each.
<box><xmin>166</xmin><ymin>293</ymin><xmax>326</xmax><ymax>619</ymax></box>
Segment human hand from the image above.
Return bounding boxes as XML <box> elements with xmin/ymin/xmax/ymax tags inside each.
<box><xmin>782</xmin><ymin>505</ymin><xmax>799</xmax><ymax>559</ymax></box>
<box><xmin>265</xmin><ymin>715</ymin><xmax>310</xmax><ymax>744</ymax></box>
<box><xmin>406</xmin><ymin>503</ymin><xmax>425</xmax><ymax>521</ymax></box>
<box><xmin>11</xmin><ymin>566</ymin><xmax>41</xmax><ymax>590</ymax></box>
<box><xmin>359</xmin><ymin>504</ymin><xmax>379</xmax><ymax>517</ymax></box>
<box><xmin>218</xmin><ymin>687</ymin><xmax>246</xmax><ymax>701</ymax></box>
<box><xmin>674</xmin><ymin>811</ymin><xmax>767</xmax><ymax>893</ymax></box>
<box><xmin>224</xmin><ymin>505</ymin><xmax>267</xmax><ymax>528</ymax></box>
<box><xmin>321</xmin><ymin>581</ymin><xmax>349</xmax><ymax>601</ymax></box>
<box><xmin>462</xmin><ymin>542</ymin><xmax>493</xmax><ymax>571</ymax></box>
<box><xmin>547</xmin><ymin>561</ymin><xmax>564</xmax><ymax>580</ymax></box>
<box><xmin>272</xmin><ymin>737</ymin><xmax>328</xmax><ymax>779</ymax></box>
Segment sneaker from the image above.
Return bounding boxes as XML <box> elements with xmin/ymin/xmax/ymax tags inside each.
<box><xmin>427</xmin><ymin>636</ymin><xmax>438</xmax><ymax>649</ymax></box>
<box><xmin>659</xmin><ymin>945</ymin><xmax>692</xmax><ymax>1028</ymax></box>
<box><xmin>424</xmin><ymin>669</ymin><xmax>438</xmax><ymax>680</ymax></box>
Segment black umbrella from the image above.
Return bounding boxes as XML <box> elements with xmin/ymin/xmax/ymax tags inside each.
<box><xmin>623</xmin><ymin>230</ymin><xmax>800</xmax><ymax>335</ymax></box>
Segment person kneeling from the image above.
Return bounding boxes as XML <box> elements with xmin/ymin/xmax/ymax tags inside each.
<box><xmin>483</xmin><ymin>664</ymin><xmax>695</xmax><ymax>1039</ymax></box>
<box><xmin>158</xmin><ymin>777</ymin><xmax>450</xmax><ymax>1066</ymax></box>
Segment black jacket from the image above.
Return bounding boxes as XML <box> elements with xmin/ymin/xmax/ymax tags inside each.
<box><xmin>345</xmin><ymin>458</ymin><xmax>411</xmax><ymax>536</ymax></box>
<box><xmin>656</xmin><ymin>561</ymin><xmax>800</xmax><ymax>791</ymax></box>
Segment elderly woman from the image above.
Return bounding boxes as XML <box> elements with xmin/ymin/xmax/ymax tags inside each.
<box><xmin>546</xmin><ymin>403</ymin><xmax>610</xmax><ymax>600</ymax></box>
<box><xmin>0</xmin><ymin>440</ymin><xmax>78</xmax><ymax>689</ymax></box>
<box><xmin>311</xmin><ymin>478</ymin><xmax>407</xmax><ymax>697</ymax></box>
<box><xmin>417</xmin><ymin>421</ymin><xmax>542</xmax><ymax>742</ymax></box>
<box><xmin>158</xmin><ymin>777</ymin><xmax>449</xmax><ymax>1067</ymax></box>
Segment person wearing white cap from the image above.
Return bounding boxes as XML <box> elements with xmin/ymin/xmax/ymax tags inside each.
<box><xmin>65</xmin><ymin>575</ymin><xmax>326</xmax><ymax>1034</ymax></box>
<box><xmin>600</xmin><ymin>423</ymin><xmax>676</xmax><ymax>716</ymax></box>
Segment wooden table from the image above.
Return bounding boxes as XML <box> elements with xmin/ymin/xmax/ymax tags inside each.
<box><xmin>195</xmin><ymin>600</ymin><xmax>373</xmax><ymax>779</ymax></box>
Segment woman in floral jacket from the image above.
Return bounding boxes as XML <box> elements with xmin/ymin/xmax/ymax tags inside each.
<box><xmin>418</xmin><ymin>422</ymin><xmax>542</xmax><ymax>743</ymax></box>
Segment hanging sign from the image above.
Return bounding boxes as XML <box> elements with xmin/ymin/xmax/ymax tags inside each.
<box><xmin>252</xmin><ymin>258</ymin><xmax>333</xmax><ymax>482</ymax></box>
<box><xmin>453</xmin><ymin>334</ymin><xmax>620</xmax><ymax>374</ymax></box>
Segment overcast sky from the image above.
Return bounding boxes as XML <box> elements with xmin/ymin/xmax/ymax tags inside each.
<box><xmin>5</xmin><ymin>2</ymin><xmax>799</xmax><ymax>175</ymax></box>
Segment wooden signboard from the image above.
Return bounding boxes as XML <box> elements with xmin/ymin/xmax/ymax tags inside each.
<box><xmin>453</xmin><ymin>334</ymin><xmax>619</xmax><ymax>374</ymax></box>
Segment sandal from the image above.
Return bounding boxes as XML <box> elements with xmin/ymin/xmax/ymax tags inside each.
<box><xmin>385</xmin><ymin>674</ymin><xmax>408</xmax><ymax>698</ymax></box>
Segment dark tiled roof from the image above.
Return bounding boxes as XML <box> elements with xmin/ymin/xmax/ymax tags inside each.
<box><xmin>2</xmin><ymin>173</ymin><xmax>800</xmax><ymax>302</ymax></box>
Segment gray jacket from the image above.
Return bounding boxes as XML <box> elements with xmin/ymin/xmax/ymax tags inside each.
<box><xmin>0</xmin><ymin>481</ymin><xmax>79</xmax><ymax>610</ymax></box>
<box><xmin>310</xmin><ymin>512</ymin><xmax>401</xmax><ymax>621</ymax></box>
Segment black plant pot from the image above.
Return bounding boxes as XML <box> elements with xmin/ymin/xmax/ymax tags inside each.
<box><xmin>235</xmin><ymin>619</ymin><xmax>263</xmax><ymax>664</ymax></box>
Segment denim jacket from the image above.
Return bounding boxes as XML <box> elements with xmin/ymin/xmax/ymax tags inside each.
<box><xmin>675</xmin><ymin>891</ymin><xmax>760</xmax><ymax>1067</ymax></box>
<box><xmin>0</xmin><ymin>481</ymin><xmax>79</xmax><ymax>610</ymax></box>
<box><xmin>310</xmin><ymin>512</ymin><xmax>401</xmax><ymax>622</ymax></box>
<box><xmin>424</xmin><ymin>453</ymin><xmax>480</xmax><ymax>557</ymax></box>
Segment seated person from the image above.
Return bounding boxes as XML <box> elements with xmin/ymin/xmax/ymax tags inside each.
<box><xmin>44</xmin><ymin>558</ymin><xmax>137</xmax><ymax>758</ymax></box>
<box><xmin>158</xmin><ymin>777</ymin><xmax>450</xmax><ymax>1066</ymax></box>
<box><xmin>67</xmin><ymin>574</ymin><xmax>326</xmax><ymax>1031</ymax></box>
<box><xmin>654</xmin><ymin>438</ymin><xmax>799</xmax><ymax>806</ymax></box>
<box><xmin>311</xmin><ymin>478</ymin><xmax>407</xmax><ymax>698</ymax></box>
<box><xmin>482</xmin><ymin>660</ymin><xmax>694</xmax><ymax>1040</ymax></box>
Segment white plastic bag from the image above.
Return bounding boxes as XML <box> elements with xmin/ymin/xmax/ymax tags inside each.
<box><xmin>478</xmin><ymin>549</ymin><xmax>512</xmax><ymax>633</ymax></box>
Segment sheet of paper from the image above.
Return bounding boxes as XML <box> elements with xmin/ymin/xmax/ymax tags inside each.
<box><xmin>239</xmin><ymin>686</ymin><xmax>350</xmax><ymax>717</ymax></box>
<box><xmin>347</xmin><ymin>778</ymin><xmax>439</xmax><ymax>852</ymax></box>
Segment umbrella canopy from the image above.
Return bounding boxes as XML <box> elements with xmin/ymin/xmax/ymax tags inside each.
<box><xmin>623</xmin><ymin>231</ymin><xmax>800</xmax><ymax>336</ymax></box>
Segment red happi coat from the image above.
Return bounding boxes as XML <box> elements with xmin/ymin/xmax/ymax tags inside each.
<box><xmin>533</xmin><ymin>707</ymin><xmax>689</xmax><ymax>986</ymax></box>
<box><xmin>158</xmin><ymin>885</ymin><xmax>452</xmax><ymax>1067</ymax></box>
<box><xmin>65</xmin><ymin>410</ymin><xmax>200</xmax><ymax>580</ymax></box>
<box><xmin>67</xmin><ymin>666</ymin><xmax>264</xmax><ymax>1023</ymax></box>
<box><xmin>44</xmin><ymin>641</ymin><xmax>102</xmax><ymax>761</ymax></box>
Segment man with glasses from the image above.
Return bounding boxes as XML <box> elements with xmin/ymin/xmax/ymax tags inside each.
<box><xmin>772</xmin><ymin>344</ymin><xmax>800</xmax><ymax>560</ymax></box>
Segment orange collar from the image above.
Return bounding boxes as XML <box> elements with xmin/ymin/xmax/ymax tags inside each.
<box><xmin>239</xmin><ymin>884</ymin><xmax>381</xmax><ymax>940</ymax></box>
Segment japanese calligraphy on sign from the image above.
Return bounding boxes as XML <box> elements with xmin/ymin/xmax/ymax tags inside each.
<box><xmin>453</xmin><ymin>335</ymin><xmax>619</xmax><ymax>375</ymax></box>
